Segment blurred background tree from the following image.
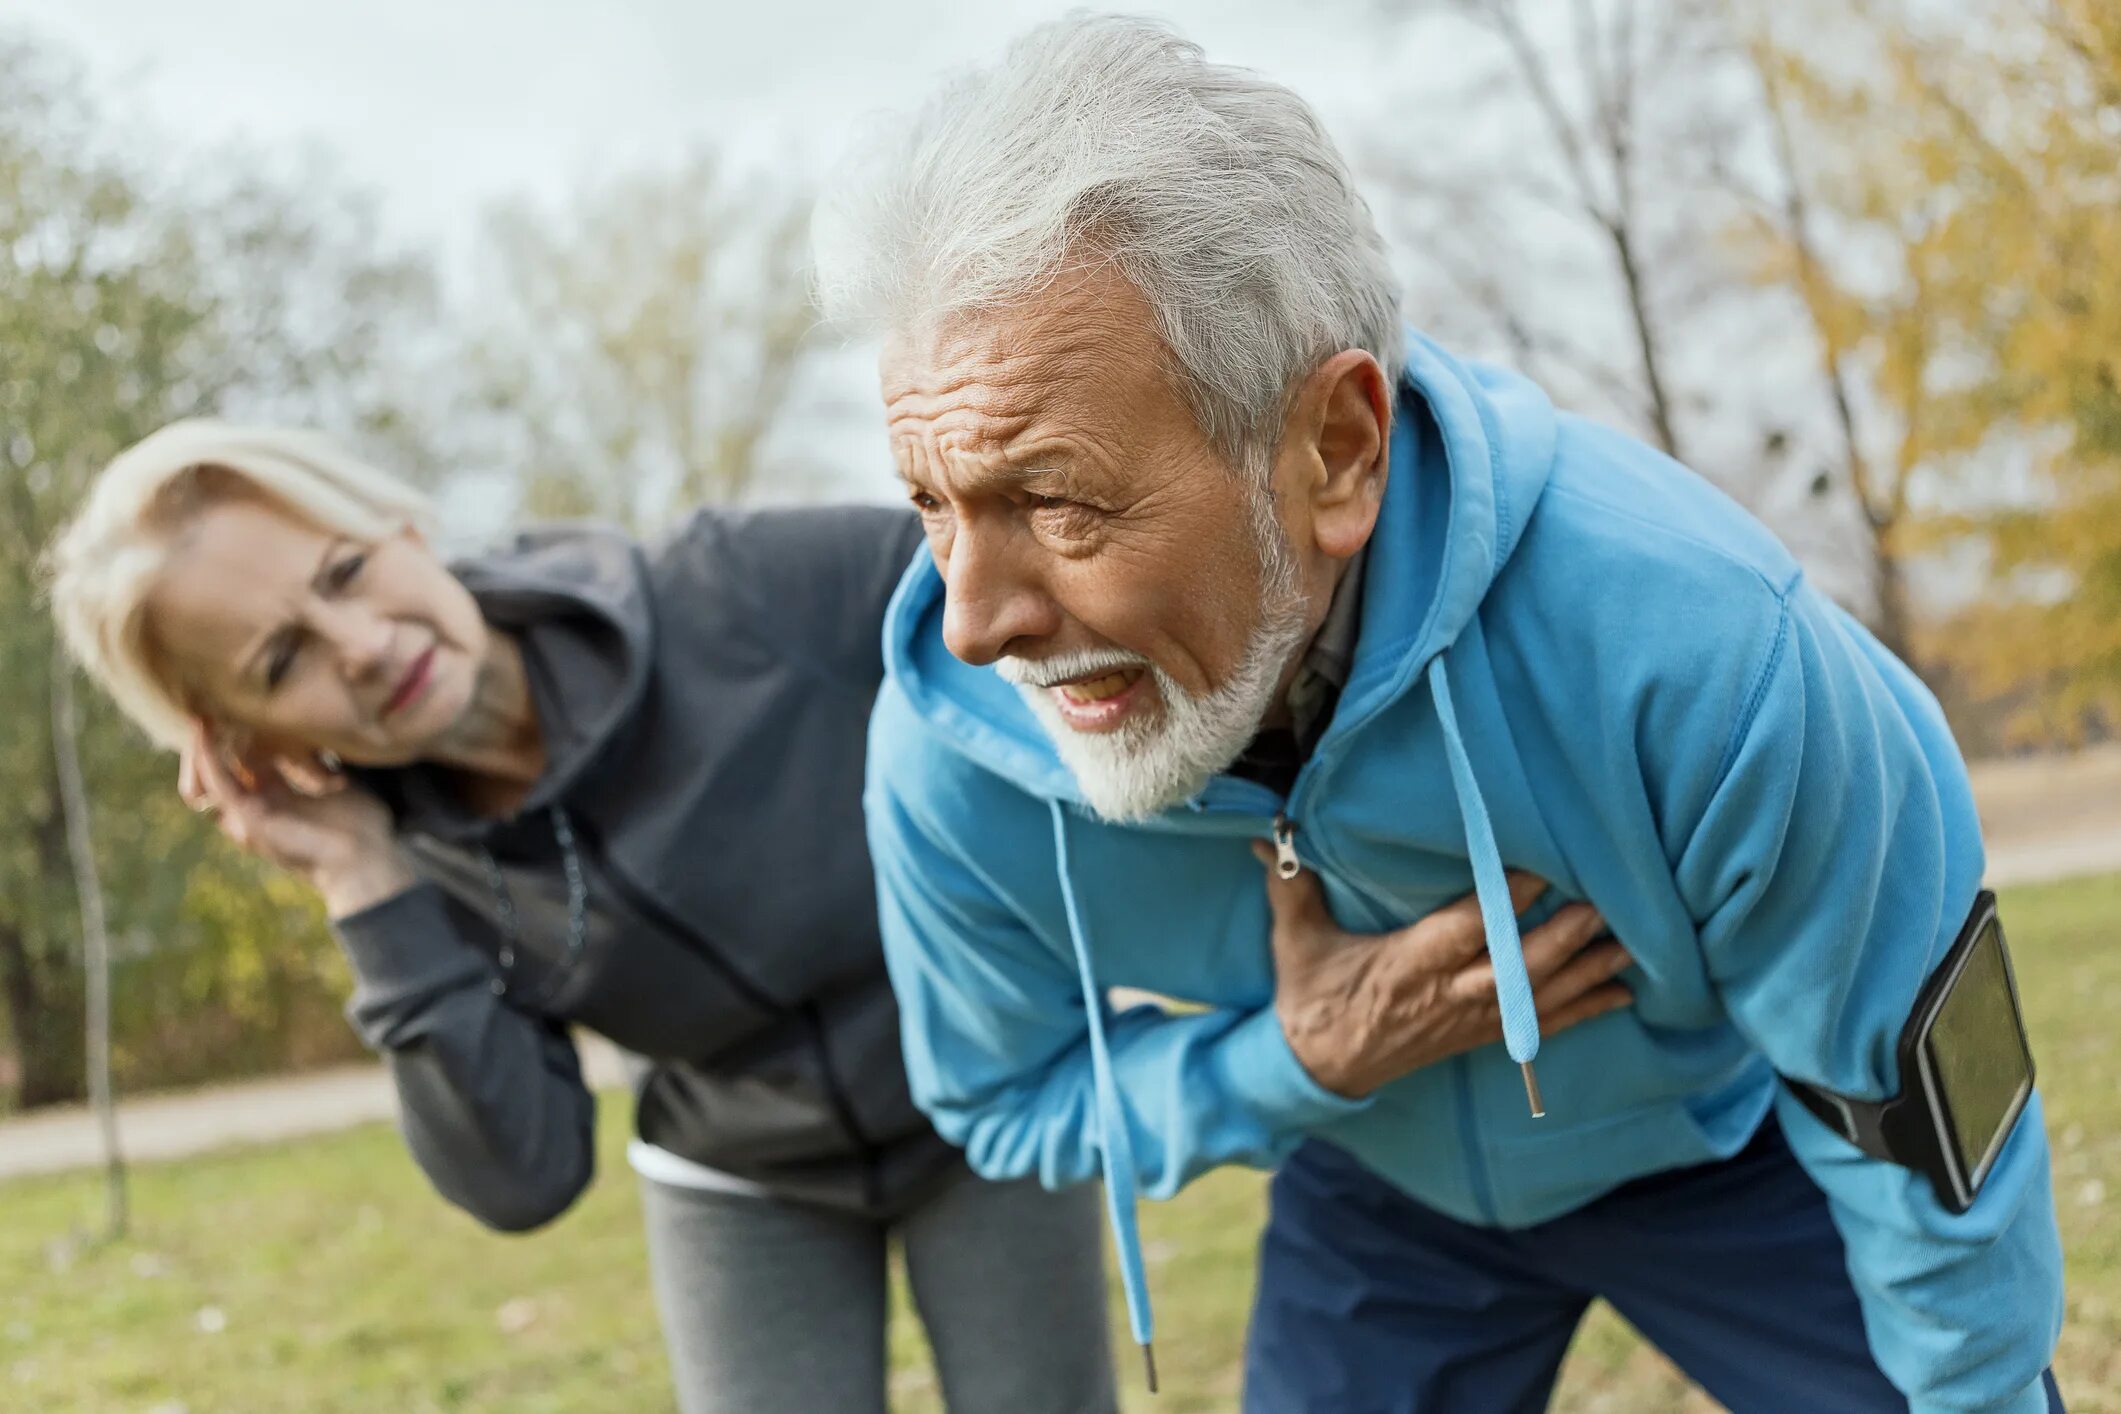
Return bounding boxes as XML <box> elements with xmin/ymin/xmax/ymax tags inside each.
<box><xmin>1741</xmin><ymin>0</ymin><xmax>2120</xmax><ymax>738</ymax></box>
<box><xmin>0</xmin><ymin>37</ymin><xmax>438</xmax><ymax>1109</ymax></box>
<box><xmin>464</xmin><ymin>154</ymin><xmax>822</xmax><ymax>535</ymax></box>
<box><xmin>1362</xmin><ymin>0</ymin><xmax>1891</xmax><ymax>629</ymax></box>
<box><xmin>1368</xmin><ymin>0</ymin><xmax>2118</xmax><ymax>688</ymax></box>
<box><xmin>1367</xmin><ymin>0</ymin><xmax>1741</xmax><ymax>467</ymax></box>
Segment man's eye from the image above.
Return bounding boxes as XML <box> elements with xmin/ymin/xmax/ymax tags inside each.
<box><xmin>1027</xmin><ymin>494</ymin><xmax>1098</xmax><ymax>535</ymax></box>
<box><xmin>908</xmin><ymin>489</ymin><xmax>944</xmax><ymax>513</ymax></box>
<box><xmin>328</xmin><ymin>552</ymin><xmax>367</xmax><ymax>590</ymax></box>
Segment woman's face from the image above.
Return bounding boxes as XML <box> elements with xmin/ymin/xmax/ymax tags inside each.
<box><xmin>145</xmin><ymin>495</ymin><xmax>491</xmax><ymax>767</ymax></box>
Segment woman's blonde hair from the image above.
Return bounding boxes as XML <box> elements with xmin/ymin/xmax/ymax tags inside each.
<box><xmin>46</xmin><ymin>420</ymin><xmax>437</xmax><ymax>752</ymax></box>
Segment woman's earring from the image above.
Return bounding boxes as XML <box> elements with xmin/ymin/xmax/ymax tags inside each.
<box><xmin>317</xmin><ymin>750</ymin><xmax>343</xmax><ymax>775</ymax></box>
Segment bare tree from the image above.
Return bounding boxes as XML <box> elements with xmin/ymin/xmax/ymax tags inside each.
<box><xmin>1368</xmin><ymin>0</ymin><xmax>1763</xmax><ymax>469</ymax></box>
<box><xmin>1362</xmin><ymin>0</ymin><xmax>1907</xmax><ymax>622</ymax></box>
<box><xmin>467</xmin><ymin>153</ymin><xmax>823</xmax><ymax>534</ymax></box>
<box><xmin>1739</xmin><ymin>29</ymin><xmax>1916</xmax><ymax>657</ymax></box>
<box><xmin>1481</xmin><ymin>0</ymin><xmax>1682</xmax><ymax>456</ymax></box>
<box><xmin>50</xmin><ymin>645</ymin><xmax>125</xmax><ymax>1239</ymax></box>
<box><xmin>1721</xmin><ymin>0</ymin><xmax>2027</xmax><ymax>668</ymax></box>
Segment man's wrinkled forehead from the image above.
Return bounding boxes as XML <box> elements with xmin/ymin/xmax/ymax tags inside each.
<box><xmin>879</xmin><ymin>323</ymin><xmax>1039</xmax><ymax>458</ymax></box>
<box><xmin>884</xmin><ymin>308</ymin><xmax>1118</xmax><ymax>415</ymax></box>
<box><xmin>880</xmin><ymin>271</ymin><xmax>1177</xmax><ymax>452</ymax></box>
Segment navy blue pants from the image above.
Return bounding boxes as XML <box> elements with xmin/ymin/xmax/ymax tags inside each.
<box><xmin>1244</xmin><ymin>1118</ymin><xmax>2063</xmax><ymax>1413</ymax></box>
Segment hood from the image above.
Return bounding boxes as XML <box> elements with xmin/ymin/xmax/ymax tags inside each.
<box><xmin>879</xmin><ymin>328</ymin><xmax>1561</xmax><ymax>1385</ymax></box>
<box><xmin>366</xmin><ymin>523</ymin><xmax>656</xmax><ymax>843</ymax></box>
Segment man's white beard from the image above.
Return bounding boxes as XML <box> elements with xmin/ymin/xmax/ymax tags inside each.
<box><xmin>997</xmin><ymin>512</ymin><xmax>1312</xmax><ymax>823</ymax></box>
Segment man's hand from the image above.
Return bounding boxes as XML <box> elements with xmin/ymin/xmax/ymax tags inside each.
<box><xmin>1254</xmin><ymin>846</ymin><xmax>1632</xmax><ymax>1099</ymax></box>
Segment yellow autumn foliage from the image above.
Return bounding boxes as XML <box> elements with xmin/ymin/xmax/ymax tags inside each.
<box><xmin>1755</xmin><ymin>0</ymin><xmax>2121</xmax><ymax>742</ymax></box>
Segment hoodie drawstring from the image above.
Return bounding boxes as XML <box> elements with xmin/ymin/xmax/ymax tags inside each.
<box><xmin>1050</xmin><ymin>802</ymin><xmax>1159</xmax><ymax>1393</ymax></box>
<box><xmin>1428</xmin><ymin>656</ymin><xmax>1546</xmax><ymax>1113</ymax></box>
<box><xmin>1041</xmin><ymin>657</ymin><xmax>1542</xmax><ymax>1399</ymax></box>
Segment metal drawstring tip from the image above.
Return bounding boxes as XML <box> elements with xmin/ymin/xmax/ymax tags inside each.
<box><xmin>1521</xmin><ymin>1061</ymin><xmax>1545</xmax><ymax>1118</ymax></box>
<box><xmin>1142</xmin><ymin>1341</ymin><xmax>1159</xmax><ymax>1394</ymax></box>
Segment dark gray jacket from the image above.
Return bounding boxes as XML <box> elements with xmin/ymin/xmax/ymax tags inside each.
<box><xmin>336</xmin><ymin>505</ymin><xmax>955</xmax><ymax>1229</ymax></box>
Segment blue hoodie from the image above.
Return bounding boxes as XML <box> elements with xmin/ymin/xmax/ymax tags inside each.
<box><xmin>865</xmin><ymin>331</ymin><xmax>2064</xmax><ymax>1413</ymax></box>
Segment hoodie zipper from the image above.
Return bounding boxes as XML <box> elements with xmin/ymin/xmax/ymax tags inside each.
<box><xmin>1453</xmin><ymin>1057</ymin><xmax>1498</xmax><ymax>1223</ymax></box>
<box><xmin>1270</xmin><ymin>814</ymin><xmax>1301</xmax><ymax>879</ymax></box>
<box><xmin>566</xmin><ymin>814</ymin><xmax>781</xmax><ymax>1016</ymax></box>
<box><xmin>803</xmin><ymin>1001</ymin><xmax>884</xmax><ymax>1211</ymax></box>
<box><xmin>1269</xmin><ymin>803</ymin><xmax>1502</xmax><ymax>1226</ymax></box>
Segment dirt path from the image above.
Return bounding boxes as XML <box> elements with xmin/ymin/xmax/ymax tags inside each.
<box><xmin>1968</xmin><ymin>742</ymin><xmax>2121</xmax><ymax>889</ymax></box>
<box><xmin>6</xmin><ymin>746</ymin><xmax>2120</xmax><ymax>1183</ymax></box>
<box><xmin>0</xmin><ymin>1034</ymin><xmax>628</xmax><ymax>1182</ymax></box>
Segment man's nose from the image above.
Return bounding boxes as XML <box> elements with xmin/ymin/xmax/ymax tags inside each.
<box><xmin>940</xmin><ymin>525</ymin><xmax>1061</xmax><ymax>666</ymax></box>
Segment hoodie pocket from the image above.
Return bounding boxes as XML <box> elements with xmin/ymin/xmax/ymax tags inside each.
<box><xmin>1478</xmin><ymin>1025</ymin><xmax>1773</xmax><ymax>1225</ymax></box>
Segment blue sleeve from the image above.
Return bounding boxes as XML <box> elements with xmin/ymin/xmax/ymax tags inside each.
<box><xmin>1675</xmin><ymin>583</ymin><xmax>2064</xmax><ymax>1414</ymax></box>
<box><xmin>865</xmin><ymin>768</ymin><xmax>1367</xmax><ymax>1199</ymax></box>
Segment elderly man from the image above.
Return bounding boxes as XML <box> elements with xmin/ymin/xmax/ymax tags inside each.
<box><xmin>817</xmin><ymin>15</ymin><xmax>2065</xmax><ymax>1413</ymax></box>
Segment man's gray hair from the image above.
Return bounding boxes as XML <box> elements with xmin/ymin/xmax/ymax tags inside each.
<box><xmin>811</xmin><ymin>12</ymin><xmax>1405</xmax><ymax>475</ymax></box>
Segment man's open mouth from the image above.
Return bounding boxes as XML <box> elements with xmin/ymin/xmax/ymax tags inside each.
<box><xmin>1049</xmin><ymin>666</ymin><xmax>1150</xmax><ymax>732</ymax></box>
<box><xmin>1058</xmin><ymin>669</ymin><xmax>1143</xmax><ymax>704</ymax></box>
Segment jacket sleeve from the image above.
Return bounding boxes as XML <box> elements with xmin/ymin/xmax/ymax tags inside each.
<box><xmin>1674</xmin><ymin>582</ymin><xmax>2063</xmax><ymax>1414</ymax></box>
<box><xmin>337</xmin><ymin>882</ymin><xmax>597</xmax><ymax>1232</ymax></box>
<box><xmin>865</xmin><ymin>764</ymin><xmax>1368</xmax><ymax>1199</ymax></box>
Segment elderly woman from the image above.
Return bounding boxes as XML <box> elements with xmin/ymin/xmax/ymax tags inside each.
<box><xmin>47</xmin><ymin>421</ymin><xmax>1116</xmax><ymax>1414</ymax></box>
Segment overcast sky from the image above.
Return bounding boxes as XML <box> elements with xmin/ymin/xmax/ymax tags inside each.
<box><xmin>6</xmin><ymin>0</ymin><xmax>1412</xmax><ymax>253</ymax></box>
<box><xmin>5</xmin><ymin>1</ymin><xmax>1461</xmax><ymax>517</ymax></box>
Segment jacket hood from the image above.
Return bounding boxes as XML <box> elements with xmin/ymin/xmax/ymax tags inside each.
<box><xmin>365</xmin><ymin>524</ymin><xmax>656</xmax><ymax>842</ymax></box>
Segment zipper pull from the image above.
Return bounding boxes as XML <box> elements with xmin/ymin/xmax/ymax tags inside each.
<box><xmin>1270</xmin><ymin>814</ymin><xmax>1301</xmax><ymax>880</ymax></box>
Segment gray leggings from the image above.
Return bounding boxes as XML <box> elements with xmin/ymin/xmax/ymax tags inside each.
<box><xmin>640</xmin><ymin>1167</ymin><xmax>1118</xmax><ymax>1414</ymax></box>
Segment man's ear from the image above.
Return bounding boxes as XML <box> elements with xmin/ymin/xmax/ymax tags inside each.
<box><xmin>1292</xmin><ymin>349</ymin><xmax>1390</xmax><ymax>561</ymax></box>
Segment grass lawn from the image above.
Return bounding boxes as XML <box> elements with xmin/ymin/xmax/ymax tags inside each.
<box><xmin>7</xmin><ymin>872</ymin><xmax>2118</xmax><ymax>1412</ymax></box>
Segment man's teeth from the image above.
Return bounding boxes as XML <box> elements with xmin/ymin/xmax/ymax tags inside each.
<box><xmin>1059</xmin><ymin>672</ymin><xmax>1135</xmax><ymax>704</ymax></box>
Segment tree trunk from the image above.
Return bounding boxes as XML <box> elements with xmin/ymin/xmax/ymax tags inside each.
<box><xmin>1871</xmin><ymin>525</ymin><xmax>1918</xmax><ymax>671</ymax></box>
<box><xmin>52</xmin><ymin>648</ymin><xmax>127</xmax><ymax>1236</ymax></box>
<box><xmin>1609</xmin><ymin>221</ymin><xmax>1683</xmax><ymax>462</ymax></box>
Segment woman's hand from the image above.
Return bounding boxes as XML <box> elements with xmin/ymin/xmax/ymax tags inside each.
<box><xmin>180</xmin><ymin>719</ymin><xmax>415</xmax><ymax>918</ymax></box>
<box><xmin>1256</xmin><ymin>846</ymin><xmax>1633</xmax><ymax>1099</ymax></box>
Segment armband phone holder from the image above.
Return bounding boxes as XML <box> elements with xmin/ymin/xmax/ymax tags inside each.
<box><xmin>1783</xmin><ymin>891</ymin><xmax>2034</xmax><ymax>1214</ymax></box>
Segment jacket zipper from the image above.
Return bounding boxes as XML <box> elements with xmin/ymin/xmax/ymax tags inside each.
<box><xmin>1270</xmin><ymin>813</ymin><xmax>1301</xmax><ymax>879</ymax></box>
<box><xmin>565</xmin><ymin>813</ymin><xmax>783</xmax><ymax>1017</ymax></box>
<box><xmin>572</xmin><ymin>814</ymin><xmax>889</xmax><ymax>1209</ymax></box>
<box><xmin>1454</xmin><ymin>1055</ymin><xmax>1499</xmax><ymax>1223</ymax></box>
<box><xmin>1272</xmin><ymin>804</ymin><xmax>1501</xmax><ymax>1225</ymax></box>
<box><xmin>804</xmin><ymin>1002</ymin><xmax>884</xmax><ymax>1211</ymax></box>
